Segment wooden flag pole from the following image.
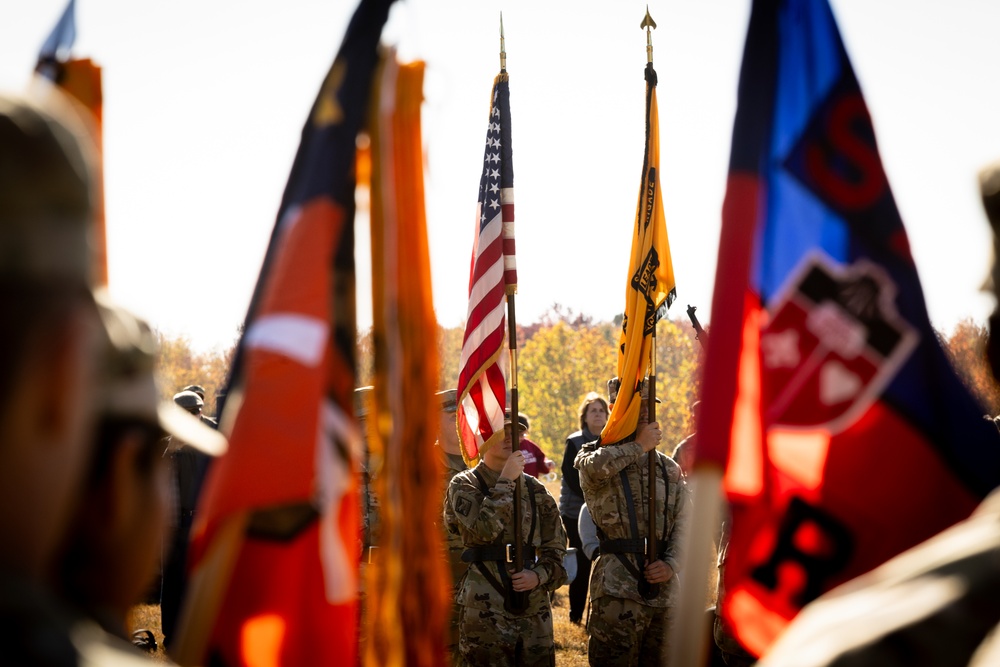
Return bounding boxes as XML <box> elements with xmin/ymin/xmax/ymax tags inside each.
<box><xmin>501</xmin><ymin>13</ymin><xmax>527</xmax><ymax>614</ymax></box>
<box><xmin>508</xmin><ymin>292</ymin><xmax>524</xmax><ymax>579</ymax></box>
<box><xmin>647</xmin><ymin>336</ymin><xmax>658</xmax><ymax>573</ymax></box>
<box><xmin>640</xmin><ymin>3</ymin><xmax>660</xmax><ymax>583</ymax></box>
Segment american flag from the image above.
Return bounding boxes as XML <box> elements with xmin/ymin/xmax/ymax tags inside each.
<box><xmin>456</xmin><ymin>73</ymin><xmax>516</xmax><ymax>464</ymax></box>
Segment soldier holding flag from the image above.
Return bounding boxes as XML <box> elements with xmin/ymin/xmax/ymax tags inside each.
<box><xmin>576</xmin><ymin>386</ymin><xmax>691</xmax><ymax>666</ymax></box>
<box><xmin>576</xmin><ymin>9</ymin><xmax>692</xmax><ymax>665</ymax></box>
<box><xmin>444</xmin><ymin>412</ymin><xmax>567</xmax><ymax>666</ymax></box>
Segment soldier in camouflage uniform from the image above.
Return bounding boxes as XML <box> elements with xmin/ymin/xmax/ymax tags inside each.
<box><xmin>435</xmin><ymin>388</ymin><xmax>467</xmax><ymax>663</ymax></box>
<box><xmin>444</xmin><ymin>412</ymin><xmax>567</xmax><ymax>666</ymax></box>
<box><xmin>576</xmin><ymin>392</ymin><xmax>692</xmax><ymax>666</ymax></box>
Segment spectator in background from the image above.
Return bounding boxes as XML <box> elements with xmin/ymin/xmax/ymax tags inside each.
<box><xmin>672</xmin><ymin>434</ymin><xmax>695</xmax><ymax>475</ymax></box>
<box><xmin>160</xmin><ymin>389</ymin><xmax>215</xmax><ymax>652</ymax></box>
<box><xmin>560</xmin><ymin>391</ymin><xmax>610</xmax><ymax>625</ymax></box>
<box><xmin>516</xmin><ymin>413</ymin><xmax>554</xmax><ymax>479</ymax></box>
<box><xmin>181</xmin><ymin>384</ymin><xmax>217</xmax><ymax>427</ymax></box>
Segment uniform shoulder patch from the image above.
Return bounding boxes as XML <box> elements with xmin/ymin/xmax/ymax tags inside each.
<box><xmin>455</xmin><ymin>495</ymin><xmax>473</xmax><ymax>517</ymax></box>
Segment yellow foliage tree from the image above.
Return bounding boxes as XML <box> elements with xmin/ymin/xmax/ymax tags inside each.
<box><xmin>357</xmin><ymin>313</ymin><xmax>702</xmax><ymax>466</ymax></box>
<box><xmin>518</xmin><ymin>320</ymin><xmax>619</xmax><ymax>461</ymax></box>
<box><xmin>652</xmin><ymin>316</ymin><xmax>702</xmax><ymax>450</ymax></box>
<box><xmin>512</xmin><ymin>313</ymin><xmax>703</xmax><ymax>464</ymax></box>
<box><xmin>437</xmin><ymin>324</ymin><xmax>465</xmax><ymax>390</ymax></box>
<box><xmin>943</xmin><ymin>318</ymin><xmax>1000</xmax><ymax>416</ymax></box>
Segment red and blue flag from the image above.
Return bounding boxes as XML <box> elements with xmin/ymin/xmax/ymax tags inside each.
<box><xmin>698</xmin><ymin>0</ymin><xmax>1000</xmax><ymax>656</ymax></box>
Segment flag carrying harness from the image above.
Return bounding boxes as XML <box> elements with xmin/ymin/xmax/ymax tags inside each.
<box><xmin>596</xmin><ymin>457</ymin><xmax>670</xmax><ymax>600</ymax></box>
<box><xmin>461</xmin><ymin>470</ymin><xmax>539</xmax><ymax>613</ymax></box>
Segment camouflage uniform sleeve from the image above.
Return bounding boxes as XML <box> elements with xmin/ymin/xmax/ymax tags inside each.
<box><xmin>575</xmin><ymin>441</ymin><xmax>645</xmax><ymax>494</ymax></box>
<box><xmin>662</xmin><ymin>458</ymin><xmax>692</xmax><ymax>574</ymax></box>
<box><xmin>445</xmin><ymin>471</ymin><xmax>515</xmax><ymax>543</ymax></box>
<box><xmin>531</xmin><ymin>481</ymin><xmax>568</xmax><ymax>591</ymax></box>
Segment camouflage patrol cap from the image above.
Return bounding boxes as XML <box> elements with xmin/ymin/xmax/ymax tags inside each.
<box><xmin>182</xmin><ymin>384</ymin><xmax>206</xmax><ymax>401</ymax></box>
<box><xmin>172</xmin><ymin>390</ymin><xmax>204</xmax><ymax>412</ymax></box>
<box><xmin>0</xmin><ymin>90</ymin><xmax>96</xmax><ymax>284</ymax></box>
<box><xmin>100</xmin><ymin>299</ymin><xmax>226</xmax><ymax>456</ymax></box>
<box><xmin>436</xmin><ymin>388</ymin><xmax>458</xmax><ymax>413</ymax></box>
<box><xmin>355</xmin><ymin>386</ymin><xmax>373</xmax><ymax>418</ymax></box>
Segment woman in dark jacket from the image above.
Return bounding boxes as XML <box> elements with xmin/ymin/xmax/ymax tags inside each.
<box><xmin>559</xmin><ymin>391</ymin><xmax>609</xmax><ymax>624</ymax></box>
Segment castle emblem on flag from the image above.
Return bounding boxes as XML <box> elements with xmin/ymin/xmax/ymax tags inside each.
<box><xmin>761</xmin><ymin>253</ymin><xmax>918</xmax><ymax>433</ymax></box>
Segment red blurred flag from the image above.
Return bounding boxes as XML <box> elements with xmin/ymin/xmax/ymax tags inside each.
<box><xmin>699</xmin><ymin>0</ymin><xmax>1000</xmax><ymax>657</ymax></box>
<box><xmin>174</xmin><ymin>1</ymin><xmax>394</xmax><ymax>664</ymax></box>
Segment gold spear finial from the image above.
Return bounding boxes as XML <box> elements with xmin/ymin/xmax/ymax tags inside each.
<box><xmin>640</xmin><ymin>6</ymin><xmax>657</xmax><ymax>64</ymax></box>
<box><xmin>500</xmin><ymin>12</ymin><xmax>507</xmax><ymax>73</ymax></box>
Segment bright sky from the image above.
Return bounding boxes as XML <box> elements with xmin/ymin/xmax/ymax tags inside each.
<box><xmin>2</xmin><ymin>1</ymin><xmax>999</xmax><ymax>352</ymax></box>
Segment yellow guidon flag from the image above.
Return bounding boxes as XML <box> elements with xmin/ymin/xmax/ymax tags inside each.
<box><xmin>601</xmin><ymin>61</ymin><xmax>676</xmax><ymax>446</ymax></box>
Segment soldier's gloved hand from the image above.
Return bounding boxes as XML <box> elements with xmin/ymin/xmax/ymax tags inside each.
<box><xmin>511</xmin><ymin>569</ymin><xmax>540</xmax><ymax>592</ymax></box>
<box><xmin>644</xmin><ymin>560</ymin><xmax>673</xmax><ymax>584</ymax></box>
<box><xmin>500</xmin><ymin>450</ymin><xmax>525</xmax><ymax>480</ymax></box>
<box><xmin>636</xmin><ymin>421</ymin><xmax>662</xmax><ymax>452</ymax></box>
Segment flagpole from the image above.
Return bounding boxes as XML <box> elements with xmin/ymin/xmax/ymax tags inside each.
<box><xmin>640</xmin><ymin>3</ymin><xmax>660</xmax><ymax>592</ymax></box>
<box><xmin>501</xmin><ymin>13</ymin><xmax>528</xmax><ymax>614</ymax></box>
<box><xmin>647</xmin><ymin>337</ymin><xmax>658</xmax><ymax>573</ymax></box>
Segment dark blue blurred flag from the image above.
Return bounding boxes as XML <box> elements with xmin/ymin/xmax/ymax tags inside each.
<box><xmin>697</xmin><ymin>0</ymin><xmax>1000</xmax><ymax>656</ymax></box>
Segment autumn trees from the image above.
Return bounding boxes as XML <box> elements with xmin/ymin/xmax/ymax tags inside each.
<box><xmin>943</xmin><ymin>318</ymin><xmax>1000</xmax><ymax>417</ymax></box>
<box><xmin>152</xmin><ymin>312</ymin><xmax>1000</xmax><ymax>463</ymax></box>
<box><xmin>435</xmin><ymin>305</ymin><xmax>703</xmax><ymax>463</ymax></box>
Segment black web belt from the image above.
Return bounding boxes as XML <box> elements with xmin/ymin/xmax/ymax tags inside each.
<box><xmin>599</xmin><ymin>537</ymin><xmax>647</xmax><ymax>555</ymax></box>
<box><xmin>462</xmin><ymin>544</ymin><xmax>537</xmax><ymax>563</ymax></box>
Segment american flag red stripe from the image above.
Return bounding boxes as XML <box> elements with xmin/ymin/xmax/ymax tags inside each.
<box><xmin>457</xmin><ymin>73</ymin><xmax>516</xmax><ymax>464</ymax></box>
<box><xmin>502</xmin><ymin>196</ymin><xmax>516</xmax><ymax>289</ymax></box>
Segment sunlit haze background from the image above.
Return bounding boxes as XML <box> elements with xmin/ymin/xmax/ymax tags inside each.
<box><xmin>2</xmin><ymin>0</ymin><xmax>998</xmax><ymax>352</ymax></box>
